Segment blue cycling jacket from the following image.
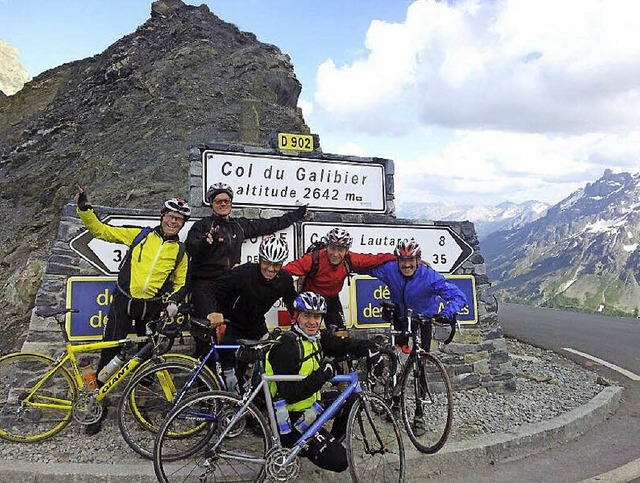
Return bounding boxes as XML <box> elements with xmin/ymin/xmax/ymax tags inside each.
<box><xmin>365</xmin><ymin>261</ymin><xmax>467</xmax><ymax>320</ymax></box>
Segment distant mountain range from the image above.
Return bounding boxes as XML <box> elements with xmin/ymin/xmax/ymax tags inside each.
<box><xmin>397</xmin><ymin>200</ymin><xmax>549</xmax><ymax>239</ymax></box>
<box><xmin>398</xmin><ymin>170</ymin><xmax>640</xmax><ymax>316</ymax></box>
<box><xmin>481</xmin><ymin>169</ymin><xmax>640</xmax><ymax>316</ymax></box>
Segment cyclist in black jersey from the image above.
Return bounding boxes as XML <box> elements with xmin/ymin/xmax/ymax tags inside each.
<box><xmin>216</xmin><ymin>235</ymin><xmax>297</xmax><ymax>392</ymax></box>
<box><xmin>186</xmin><ymin>182</ymin><xmax>306</xmax><ymax>359</ymax></box>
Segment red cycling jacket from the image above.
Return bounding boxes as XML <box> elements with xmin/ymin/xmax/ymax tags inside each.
<box><xmin>283</xmin><ymin>248</ymin><xmax>395</xmax><ymax>298</ymax></box>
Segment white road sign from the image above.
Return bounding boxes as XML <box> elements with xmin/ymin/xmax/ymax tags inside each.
<box><xmin>71</xmin><ymin>215</ymin><xmax>297</xmax><ymax>275</ymax></box>
<box><xmin>203</xmin><ymin>150</ymin><xmax>386</xmax><ymax>212</ymax></box>
<box><xmin>301</xmin><ymin>222</ymin><xmax>473</xmax><ymax>273</ymax></box>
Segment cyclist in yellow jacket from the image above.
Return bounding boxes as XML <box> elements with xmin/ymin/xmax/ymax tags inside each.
<box><xmin>74</xmin><ymin>185</ymin><xmax>190</xmax><ymax>434</ymax></box>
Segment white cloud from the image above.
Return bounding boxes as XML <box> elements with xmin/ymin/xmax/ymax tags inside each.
<box><xmin>297</xmin><ymin>99</ymin><xmax>313</xmax><ymax>119</ymax></box>
<box><xmin>309</xmin><ymin>0</ymin><xmax>640</xmax><ymax>206</ymax></box>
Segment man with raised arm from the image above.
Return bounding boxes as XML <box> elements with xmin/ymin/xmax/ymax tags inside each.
<box><xmin>74</xmin><ymin>185</ymin><xmax>190</xmax><ymax>435</ymax></box>
<box><xmin>186</xmin><ymin>182</ymin><xmax>306</xmax><ymax>359</ymax></box>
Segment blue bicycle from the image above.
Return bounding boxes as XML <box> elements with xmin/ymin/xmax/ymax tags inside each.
<box><xmin>153</xmin><ymin>349</ymin><xmax>406</xmax><ymax>482</ymax></box>
<box><xmin>117</xmin><ymin>317</ymin><xmax>241</xmax><ymax>459</ymax></box>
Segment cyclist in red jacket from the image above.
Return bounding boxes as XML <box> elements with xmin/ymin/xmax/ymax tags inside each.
<box><xmin>283</xmin><ymin>227</ymin><xmax>395</xmax><ymax>333</ymax></box>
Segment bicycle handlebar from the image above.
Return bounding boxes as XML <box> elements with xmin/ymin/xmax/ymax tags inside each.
<box><xmin>379</xmin><ymin>302</ymin><xmax>457</xmax><ymax>345</ymax></box>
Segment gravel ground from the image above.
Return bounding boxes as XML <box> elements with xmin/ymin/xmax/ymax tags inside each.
<box><xmin>0</xmin><ymin>338</ymin><xmax>612</xmax><ymax>464</ymax></box>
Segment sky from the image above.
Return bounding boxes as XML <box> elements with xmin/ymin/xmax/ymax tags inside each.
<box><xmin>2</xmin><ymin>0</ymin><xmax>640</xmax><ymax>209</ymax></box>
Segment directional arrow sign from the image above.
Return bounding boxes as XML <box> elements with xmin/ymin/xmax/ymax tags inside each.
<box><xmin>70</xmin><ymin>215</ymin><xmax>297</xmax><ymax>275</ymax></box>
<box><xmin>301</xmin><ymin>222</ymin><xmax>473</xmax><ymax>273</ymax></box>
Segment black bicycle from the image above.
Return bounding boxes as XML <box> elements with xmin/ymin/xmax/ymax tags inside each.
<box><xmin>363</xmin><ymin>301</ymin><xmax>455</xmax><ymax>454</ymax></box>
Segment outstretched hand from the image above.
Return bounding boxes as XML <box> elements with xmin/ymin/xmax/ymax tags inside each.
<box><xmin>294</xmin><ymin>203</ymin><xmax>309</xmax><ymax>220</ymax></box>
<box><xmin>74</xmin><ymin>184</ymin><xmax>92</xmax><ymax>211</ymax></box>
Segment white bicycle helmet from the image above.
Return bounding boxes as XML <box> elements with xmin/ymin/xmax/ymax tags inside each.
<box><xmin>293</xmin><ymin>291</ymin><xmax>327</xmax><ymax>314</ymax></box>
<box><xmin>259</xmin><ymin>236</ymin><xmax>289</xmax><ymax>264</ymax></box>
<box><xmin>162</xmin><ymin>198</ymin><xmax>191</xmax><ymax>221</ymax></box>
<box><xmin>326</xmin><ymin>227</ymin><xmax>352</xmax><ymax>248</ymax></box>
<box><xmin>206</xmin><ymin>182</ymin><xmax>234</xmax><ymax>203</ymax></box>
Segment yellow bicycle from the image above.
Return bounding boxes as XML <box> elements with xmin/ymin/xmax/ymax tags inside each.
<box><xmin>0</xmin><ymin>306</ymin><xmax>217</xmax><ymax>443</ymax></box>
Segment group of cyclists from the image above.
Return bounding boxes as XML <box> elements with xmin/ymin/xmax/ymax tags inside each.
<box><xmin>73</xmin><ymin>181</ymin><xmax>467</xmax><ymax>472</ymax></box>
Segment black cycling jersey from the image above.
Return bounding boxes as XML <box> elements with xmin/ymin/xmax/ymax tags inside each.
<box><xmin>220</xmin><ymin>262</ymin><xmax>297</xmax><ymax>338</ymax></box>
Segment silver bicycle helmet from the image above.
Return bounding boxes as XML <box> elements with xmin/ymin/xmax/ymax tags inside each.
<box><xmin>326</xmin><ymin>227</ymin><xmax>352</xmax><ymax>248</ymax></box>
<box><xmin>259</xmin><ymin>236</ymin><xmax>289</xmax><ymax>264</ymax></box>
<box><xmin>162</xmin><ymin>198</ymin><xmax>191</xmax><ymax>221</ymax></box>
<box><xmin>206</xmin><ymin>182</ymin><xmax>234</xmax><ymax>203</ymax></box>
<box><xmin>293</xmin><ymin>291</ymin><xmax>327</xmax><ymax>314</ymax></box>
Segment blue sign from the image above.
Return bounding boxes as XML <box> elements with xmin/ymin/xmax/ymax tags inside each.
<box><xmin>65</xmin><ymin>276</ymin><xmax>119</xmax><ymax>340</ymax></box>
<box><xmin>349</xmin><ymin>274</ymin><xmax>477</xmax><ymax>328</ymax></box>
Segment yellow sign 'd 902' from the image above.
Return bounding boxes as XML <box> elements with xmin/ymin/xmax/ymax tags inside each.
<box><xmin>277</xmin><ymin>133</ymin><xmax>314</xmax><ymax>151</ymax></box>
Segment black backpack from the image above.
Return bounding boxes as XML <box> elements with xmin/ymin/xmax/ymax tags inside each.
<box><xmin>301</xmin><ymin>238</ymin><xmax>352</xmax><ymax>291</ymax></box>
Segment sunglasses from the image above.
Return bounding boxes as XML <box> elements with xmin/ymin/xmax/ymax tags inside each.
<box><xmin>165</xmin><ymin>213</ymin><xmax>185</xmax><ymax>223</ymax></box>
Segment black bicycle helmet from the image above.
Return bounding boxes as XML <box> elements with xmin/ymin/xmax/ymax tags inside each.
<box><xmin>293</xmin><ymin>291</ymin><xmax>327</xmax><ymax>314</ymax></box>
<box><xmin>206</xmin><ymin>182</ymin><xmax>234</xmax><ymax>203</ymax></box>
<box><xmin>162</xmin><ymin>198</ymin><xmax>191</xmax><ymax>221</ymax></box>
<box><xmin>259</xmin><ymin>236</ymin><xmax>289</xmax><ymax>264</ymax></box>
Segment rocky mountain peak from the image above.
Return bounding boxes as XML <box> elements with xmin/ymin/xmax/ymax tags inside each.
<box><xmin>0</xmin><ymin>39</ymin><xmax>29</xmax><ymax>95</ymax></box>
<box><xmin>0</xmin><ymin>2</ymin><xmax>308</xmax><ymax>350</ymax></box>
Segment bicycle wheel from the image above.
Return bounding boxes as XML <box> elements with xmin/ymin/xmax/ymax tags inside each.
<box><xmin>0</xmin><ymin>352</ymin><xmax>76</xmax><ymax>442</ymax></box>
<box><xmin>346</xmin><ymin>392</ymin><xmax>405</xmax><ymax>482</ymax></box>
<box><xmin>400</xmin><ymin>351</ymin><xmax>453</xmax><ymax>454</ymax></box>
<box><xmin>117</xmin><ymin>361</ymin><xmax>220</xmax><ymax>459</ymax></box>
<box><xmin>154</xmin><ymin>391</ymin><xmax>273</xmax><ymax>482</ymax></box>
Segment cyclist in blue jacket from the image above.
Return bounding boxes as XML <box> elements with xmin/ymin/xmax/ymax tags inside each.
<box><xmin>364</xmin><ymin>238</ymin><xmax>467</xmax><ymax>350</ymax></box>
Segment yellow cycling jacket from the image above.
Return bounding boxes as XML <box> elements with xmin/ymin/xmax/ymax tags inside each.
<box><xmin>77</xmin><ymin>208</ymin><xmax>188</xmax><ymax>300</ymax></box>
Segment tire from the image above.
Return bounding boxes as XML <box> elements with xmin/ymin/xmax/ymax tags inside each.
<box><xmin>0</xmin><ymin>352</ymin><xmax>76</xmax><ymax>442</ymax></box>
<box><xmin>346</xmin><ymin>392</ymin><xmax>405</xmax><ymax>482</ymax></box>
<box><xmin>117</xmin><ymin>361</ymin><xmax>220</xmax><ymax>459</ymax></box>
<box><xmin>154</xmin><ymin>391</ymin><xmax>273</xmax><ymax>482</ymax></box>
<box><xmin>400</xmin><ymin>351</ymin><xmax>453</xmax><ymax>454</ymax></box>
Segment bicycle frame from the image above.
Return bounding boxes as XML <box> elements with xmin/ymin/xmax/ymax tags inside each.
<box><xmin>23</xmin><ymin>335</ymin><xmax>150</xmax><ymax>411</ymax></box>
<box><xmin>160</xmin><ymin>341</ymin><xmax>241</xmax><ymax>408</ymax></box>
<box><xmin>201</xmin><ymin>370</ymin><xmax>362</xmax><ymax>468</ymax></box>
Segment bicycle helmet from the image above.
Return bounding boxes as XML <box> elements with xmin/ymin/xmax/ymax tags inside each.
<box><xmin>259</xmin><ymin>236</ymin><xmax>289</xmax><ymax>264</ymax></box>
<box><xmin>326</xmin><ymin>227</ymin><xmax>352</xmax><ymax>248</ymax></box>
<box><xmin>395</xmin><ymin>238</ymin><xmax>421</xmax><ymax>259</ymax></box>
<box><xmin>206</xmin><ymin>182</ymin><xmax>234</xmax><ymax>203</ymax></box>
<box><xmin>293</xmin><ymin>291</ymin><xmax>327</xmax><ymax>314</ymax></box>
<box><xmin>162</xmin><ymin>197</ymin><xmax>191</xmax><ymax>221</ymax></box>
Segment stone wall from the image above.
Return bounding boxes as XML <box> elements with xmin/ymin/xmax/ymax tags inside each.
<box><xmin>25</xmin><ymin>142</ymin><xmax>514</xmax><ymax>392</ymax></box>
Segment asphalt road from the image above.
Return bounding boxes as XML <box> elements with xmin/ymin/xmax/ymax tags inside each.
<box><xmin>437</xmin><ymin>303</ymin><xmax>640</xmax><ymax>483</ymax></box>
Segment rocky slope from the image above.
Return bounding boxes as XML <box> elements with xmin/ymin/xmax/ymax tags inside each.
<box><xmin>0</xmin><ymin>0</ymin><xmax>308</xmax><ymax>351</ymax></box>
<box><xmin>483</xmin><ymin>169</ymin><xmax>640</xmax><ymax>316</ymax></box>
